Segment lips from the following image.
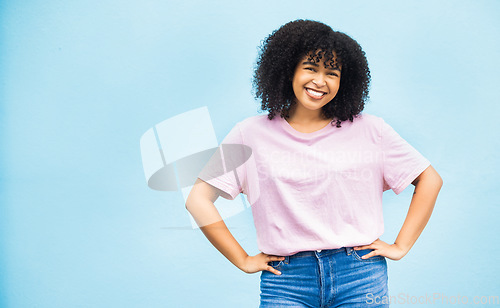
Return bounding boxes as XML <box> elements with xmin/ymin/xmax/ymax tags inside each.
<box><xmin>305</xmin><ymin>88</ymin><xmax>327</xmax><ymax>99</ymax></box>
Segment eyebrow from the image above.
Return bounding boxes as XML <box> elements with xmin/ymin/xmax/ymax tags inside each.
<box><xmin>302</xmin><ymin>61</ymin><xmax>319</xmax><ymax>66</ymax></box>
<box><xmin>302</xmin><ymin>61</ymin><xmax>341</xmax><ymax>71</ymax></box>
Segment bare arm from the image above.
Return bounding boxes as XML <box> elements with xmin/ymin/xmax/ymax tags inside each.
<box><xmin>354</xmin><ymin>165</ymin><xmax>443</xmax><ymax>260</ymax></box>
<box><xmin>394</xmin><ymin>164</ymin><xmax>443</xmax><ymax>255</ymax></box>
<box><xmin>185</xmin><ymin>178</ymin><xmax>284</xmax><ymax>274</ymax></box>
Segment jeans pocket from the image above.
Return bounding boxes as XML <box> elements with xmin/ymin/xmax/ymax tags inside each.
<box><xmin>353</xmin><ymin>249</ymin><xmax>385</xmax><ymax>262</ymax></box>
<box><xmin>268</xmin><ymin>260</ymin><xmax>284</xmax><ymax>269</ymax></box>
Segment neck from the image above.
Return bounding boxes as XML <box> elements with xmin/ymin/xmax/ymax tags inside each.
<box><xmin>287</xmin><ymin>103</ymin><xmax>328</xmax><ymax>124</ymax></box>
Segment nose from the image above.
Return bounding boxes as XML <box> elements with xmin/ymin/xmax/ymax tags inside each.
<box><xmin>312</xmin><ymin>74</ymin><xmax>326</xmax><ymax>87</ymax></box>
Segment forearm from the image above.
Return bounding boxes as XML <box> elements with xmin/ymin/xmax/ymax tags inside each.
<box><xmin>186</xmin><ymin>199</ymin><xmax>248</xmax><ymax>270</ymax></box>
<box><xmin>200</xmin><ymin>219</ymin><xmax>249</xmax><ymax>270</ymax></box>
<box><xmin>394</xmin><ymin>166</ymin><xmax>443</xmax><ymax>254</ymax></box>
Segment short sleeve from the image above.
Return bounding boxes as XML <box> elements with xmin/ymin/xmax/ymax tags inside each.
<box><xmin>381</xmin><ymin>119</ymin><xmax>431</xmax><ymax>195</ymax></box>
<box><xmin>197</xmin><ymin>123</ymin><xmax>248</xmax><ymax>200</ymax></box>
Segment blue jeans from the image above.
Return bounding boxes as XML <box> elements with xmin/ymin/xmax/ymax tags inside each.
<box><xmin>260</xmin><ymin>247</ymin><xmax>389</xmax><ymax>307</ymax></box>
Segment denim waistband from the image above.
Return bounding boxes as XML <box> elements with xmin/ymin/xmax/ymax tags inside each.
<box><xmin>281</xmin><ymin>247</ymin><xmax>356</xmax><ymax>264</ymax></box>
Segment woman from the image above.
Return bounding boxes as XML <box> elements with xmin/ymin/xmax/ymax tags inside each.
<box><xmin>186</xmin><ymin>19</ymin><xmax>442</xmax><ymax>307</ymax></box>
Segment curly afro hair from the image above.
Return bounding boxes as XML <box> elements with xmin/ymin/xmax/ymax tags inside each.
<box><xmin>253</xmin><ymin>19</ymin><xmax>371</xmax><ymax>127</ymax></box>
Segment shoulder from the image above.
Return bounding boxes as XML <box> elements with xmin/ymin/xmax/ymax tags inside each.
<box><xmin>238</xmin><ymin>113</ymin><xmax>272</xmax><ymax>124</ymax></box>
<box><xmin>229</xmin><ymin>113</ymin><xmax>283</xmax><ymax>144</ymax></box>
<box><xmin>236</xmin><ymin>113</ymin><xmax>276</xmax><ymax>130</ymax></box>
<box><xmin>345</xmin><ymin>112</ymin><xmax>389</xmax><ymax>143</ymax></box>
<box><xmin>354</xmin><ymin>112</ymin><xmax>384</xmax><ymax>124</ymax></box>
<box><xmin>351</xmin><ymin>112</ymin><xmax>386</xmax><ymax>131</ymax></box>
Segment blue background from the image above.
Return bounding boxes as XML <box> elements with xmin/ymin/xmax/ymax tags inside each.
<box><xmin>1</xmin><ymin>0</ymin><xmax>499</xmax><ymax>307</ymax></box>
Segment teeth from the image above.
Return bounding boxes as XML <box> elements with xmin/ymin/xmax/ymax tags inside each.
<box><xmin>306</xmin><ymin>88</ymin><xmax>325</xmax><ymax>97</ymax></box>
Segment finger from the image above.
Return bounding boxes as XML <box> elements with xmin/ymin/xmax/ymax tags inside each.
<box><xmin>266</xmin><ymin>255</ymin><xmax>285</xmax><ymax>261</ymax></box>
<box><xmin>361</xmin><ymin>252</ymin><xmax>378</xmax><ymax>259</ymax></box>
<box><xmin>353</xmin><ymin>245</ymin><xmax>371</xmax><ymax>250</ymax></box>
<box><xmin>266</xmin><ymin>265</ymin><xmax>282</xmax><ymax>275</ymax></box>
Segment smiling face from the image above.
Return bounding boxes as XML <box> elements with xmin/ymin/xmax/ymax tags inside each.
<box><xmin>291</xmin><ymin>51</ymin><xmax>341</xmax><ymax>116</ymax></box>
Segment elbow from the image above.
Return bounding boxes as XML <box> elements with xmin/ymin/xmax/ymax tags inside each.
<box><xmin>185</xmin><ymin>199</ymin><xmax>196</xmax><ymax>213</ymax></box>
<box><xmin>437</xmin><ymin>174</ymin><xmax>443</xmax><ymax>189</ymax></box>
<box><xmin>185</xmin><ymin>181</ymin><xmax>204</xmax><ymax>212</ymax></box>
<box><xmin>426</xmin><ymin>165</ymin><xmax>443</xmax><ymax>191</ymax></box>
<box><xmin>429</xmin><ymin>171</ymin><xmax>443</xmax><ymax>195</ymax></box>
<box><xmin>185</xmin><ymin>190</ymin><xmax>196</xmax><ymax>212</ymax></box>
<box><xmin>415</xmin><ymin>166</ymin><xmax>443</xmax><ymax>193</ymax></box>
<box><xmin>432</xmin><ymin>168</ymin><xmax>443</xmax><ymax>190</ymax></box>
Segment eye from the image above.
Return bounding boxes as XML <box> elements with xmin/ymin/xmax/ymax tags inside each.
<box><xmin>328</xmin><ymin>72</ymin><xmax>339</xmax><ymax>77</ymax></box>
<box><xmin>304</xmin><ymin>67</ymin><xmax>316</xmax><ymax>72</ymax></box>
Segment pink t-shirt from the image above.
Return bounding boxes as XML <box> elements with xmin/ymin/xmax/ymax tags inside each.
<box><xmin>198</xmin><ymin>113</ymin><xmax>430</xmax><ymax>256</ymax></box>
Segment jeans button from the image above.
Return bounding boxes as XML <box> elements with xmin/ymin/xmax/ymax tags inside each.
<box><xmin>317</xmin><ymin>249</ymin><xmax>322</xmax><ymax>252</ymax></box>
